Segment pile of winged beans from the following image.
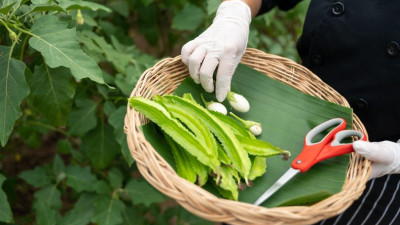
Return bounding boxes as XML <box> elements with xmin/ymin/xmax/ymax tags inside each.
<box><xmin>129</xmin><ymin>92</ymin><xmax>290</xmax><ymax>200</ymax></box>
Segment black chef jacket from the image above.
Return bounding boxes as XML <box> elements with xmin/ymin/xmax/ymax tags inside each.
<box><xmin>260</xmin><ymin>0</ymin><xmax>400</xmax><ymax>142</ymax></box>
<box><xmin>258</xmin><ymin>1</ymin><xmax>400</xmax><ymax>225</ymax></box>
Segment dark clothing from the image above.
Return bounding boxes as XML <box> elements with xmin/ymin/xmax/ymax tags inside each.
<box><xmin>260</xmin><ymin>0</ymin><xmax>400</xmax><ymax>142</ymax></box>
<box><xmin>259</xmin><ymin>1</ymin><xmax>400</xmax><ymax>224</ymax></box>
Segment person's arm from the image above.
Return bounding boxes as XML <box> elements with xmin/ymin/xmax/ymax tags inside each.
<box><xmin>233</xmin><ymin>0</ymin><xmax>262</xmax><ymax>17</ymax></box>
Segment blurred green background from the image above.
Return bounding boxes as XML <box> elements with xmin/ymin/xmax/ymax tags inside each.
<box><xmin>0</xmin><ymin>0</ymin><xmax>310</xmax><ymax>224</ymax></box>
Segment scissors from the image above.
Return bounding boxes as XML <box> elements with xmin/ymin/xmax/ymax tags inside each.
<box><xmin>254</xmin><ymin>118</ymin><xmax>367</xmax><ymax>206</ymax></box>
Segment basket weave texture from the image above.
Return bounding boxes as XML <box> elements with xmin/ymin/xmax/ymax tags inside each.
<box><xmin>125</xmin><ymin>48</ymin><xmax>371</xmax><ymax>225</ymax></box>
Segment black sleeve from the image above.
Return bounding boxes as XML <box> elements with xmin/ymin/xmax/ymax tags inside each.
<box><xmin>257</xmin><ymin>0</ymin><xmax>304</xmax><ymax>16</ymax></box>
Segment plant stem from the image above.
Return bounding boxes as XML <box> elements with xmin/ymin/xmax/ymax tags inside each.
<box><xmin>25</xmin><ymin>120</ymin><xmax>70</xmax><ymax>137</ymax></box>
<box><xmin>7</xmin><ymin>31</ymin><xmax>22</xmax><ymax>61</ymax></box>
<box><xmin>8</xmin><ymin>22</ymin><xmax>33</xmax><ymax>36</ymax></box>
<box><xmin>19</xmin><ymin>34</ymin><xmax>29</xmax><ymax>60</ymax></box>
<box><xmin>0</xmin><ymin>18</ymin><xmax>13</xmax><ymax>34</ymax></box>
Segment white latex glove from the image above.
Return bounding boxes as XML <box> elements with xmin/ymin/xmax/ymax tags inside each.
<box><xmin>181</xmin><ymin>0</ymin><xmax>251</xmax><ymax>102</ymax></box>
<box><xmin>353</xmin><ymin>140</ymin><xmax>400</xmax><ymax>180</ymax></box>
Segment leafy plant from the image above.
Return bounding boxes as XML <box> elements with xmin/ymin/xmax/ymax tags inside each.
<box><xmin>0</xmin><ymin>0</ymin><xmax>309</xmax><ymax>224</ymax></box>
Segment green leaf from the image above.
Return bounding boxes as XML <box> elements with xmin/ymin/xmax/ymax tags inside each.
<box><xmin>0</xmin><ymin>1</ymin><xmax>16</xmax><ymax>14</ymax></box>
<box><xmin>139</xmin><ymin>0</ymin><xmax>153</xmax><ymax>7</ymax></box>
<box><xmin>206</xmin><ymin>0</ymin><xmax>219</xmax><ymax>16</ymax></box>
<box><xmin>172</xmin><ymin>3</ymin><xmax>205</xmax><ymax>31</ymax></box>
<box><xmin>31</xmin><ymin>0</ymin><xmax>52</xmax><ymax>4</ymax></box>
<box><xmin>53</xmin><ymin>154</ymin><xmax>65</xmax><ymax>177</ymax></box>
<box><xmin>121</xmin><ymin>206</ymin><xmax>146</xmax><ymax>225</ymax></box>
<box><xmin>92</xmin><ymin>195</ymin><xmax>125</xmax><ymax>225</ymax></box>
<box><xmin>58</xmin><ymin>0</ymin><xmax>111</xmax><ymax>12</ymax></box>
<box><xmin>28</xmin><ymin>3</ymin><xmax>64</xmax><ymax>13</ymax></box>
<box><xmin>19</xmin><ymin>166</ymin><xmax>51</xmax><ymax>188</ymax></box>
<box><xmin>177</xmin><ymin>207</ymin><xmax>214</xmax><ymax>225</ymax></box>
<box><xmin>78</xmin><ymin>30</ymin><xmax>132</xmax><ymax>73</ymax></box>
<box><xmin>67</xmin><ymin>98</ymin><xmax>97</xmax><ymax>136</ymax></box>
<box><xmin>81</xmin><ymin>122</ymin><xmax>120</xmax><ymax>169</ymax></box>
<box><xmin>29</xmin><ymin>63</ymin><xmax>75</xmax><ymax>126</ymax></box>
<box><xmin>114</xmin><ymin>73</ymin><xmax>139</xmax><ymax>96</ymax></box>
<box><xmin>94</xmin><ymin>180</ymin><xmax>112</xmax><ymax>194</ymax></box>
<box><xmin>34</xmin><ymin>185</ymin><xmax>62</xmax><ymax>209</ymax></box>
<box><xmin>125</xmin><ymin>179</ymin><xmax>166</xmax><ymax>206</ymax></box>
<box><xmin>0</xmin><ymin>0</ymin><xmax>27</xmax><ymax>12</ymax></box>
<box><xmin>28</xmin><ymin>15</ymin><xmax>105</xmax><ymax>84</ymax></box>
<box><xmin>0</xmin><ymin>46</ymin><xmax>30</xmax><ymax>147</ymax></box>
<box><xmin>103</xmin><ymin>101</ymin><xmax>116</xmax><ymax>117</ymax></box>
<box><xmin>107</xmin><ymin>0</ymin><xmax>129</xmax><ymax>17</ymax></box>
<box><xmin>108</xmin><ymin>167</ymin><xmax>123</xmax><ymax>189</ymax></box>
<box><xmin>57</xmin><ymin>139</ymin><xmax>72</xmax><ymax>154</ymax></box>
<box><xmin>0</xmin><ymin>174</ymin><xmax>13</xmax><ymax>223</ymax></box>
<box><xmin>60</xmin><ymin>193</ymin><xmax>96</xmax><ymax>225</ymax></box>
<box><xmin>108</xmin><ymin>106</ymin><xmax>134</xmax><ymax>166</ymax></box>
<box><xmin>33</xmin><ymin>201</ymin><xmax>59</xmax><ymax>225</ymax></box>
<box><xmin>65</xmin><ymin>164</ymin><xmax>97</xmax><ymax>192</ymax></box>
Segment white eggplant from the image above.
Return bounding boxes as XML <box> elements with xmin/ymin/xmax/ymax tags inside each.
<box><xmin>230</xmin><ymin>112</ymin><xmax>262</xmax><ymax>136</ymax></box>
<box><xmin>201</xmin><ymin>94</ymin><xmax>228</xmax><ymax>115</ymax></box>
<box><xmin>227</xmin><ymin>91</ymin><xmax>250</xmax><ymax>113</ymax></box>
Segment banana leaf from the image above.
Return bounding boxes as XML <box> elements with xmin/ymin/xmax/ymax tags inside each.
<box><xmin>141</xmin><ymin>63</ymin><xmax>353</xmax><ymax>207</ymax></box>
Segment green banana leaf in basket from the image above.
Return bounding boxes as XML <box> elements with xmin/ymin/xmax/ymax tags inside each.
<box><xmin>141</xmin><ymin>64</ymin><xmax>353</xmax><ymax>208</ymax></box>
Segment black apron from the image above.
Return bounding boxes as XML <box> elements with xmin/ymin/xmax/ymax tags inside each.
<box><xmin>258</xmin><ymin>1</ymin><xmax>400</xmax><ymax>224</ymax></box>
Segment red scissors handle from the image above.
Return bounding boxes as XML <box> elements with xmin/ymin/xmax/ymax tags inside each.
<box><xmin>291</xmin><ymin>118</ymin><xmax>366</xmax><ymax>173</ymax></box>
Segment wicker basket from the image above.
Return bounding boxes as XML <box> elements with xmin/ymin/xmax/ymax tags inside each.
<box><xmin>125</xmin><ymin>48</ymin><xmax>371</xmax><ymax>225</ymax></box>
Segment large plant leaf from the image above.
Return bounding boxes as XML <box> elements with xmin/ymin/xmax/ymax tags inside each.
<box><xmin>81</xmin><ymin>122</ymin><xmax>120</xmax><ymax>169</ymax></box>
<box><xmin>143</xmin><ymin>64</ymin><xmax>353</xmax><ymax>207</ymax></box>
<box><xmin>65</xmin><ymin>164</ymin><xmax>98</xmax><ymax>192</ymax></box>
<box><xmin>0</xmin><ymin>46</ymin><xmax>30</xmax><ymax>147</ymax></box>
<box><xmin>28</xmin><ymin>15</ymin><xmax>105</xmax><ymax>84</ymax></box>
<box><xmin>108</xmin><ymin>167</ymin><xmax>123</xmax><ymax>189</ymax></box>
<box><xmin>108</xmin><ymin>106</ymin><xmax>134</xmax><ymax>166</ymax></box>
<box><xmin>78</xmin><ymin>30</ymin><xmax>132</xmax><ymax>74</ymax></box>
<box><xmin>67</xmin><ymin>97</ymin><xmax>98</xmax><ymax>136</ymax></box>
<box><xmin>92</xmin><ymin>195</ymin><xmax>125</xmax><ymax>225</ymax></box>
<box><xmin>0</xmin><ymin>174</ymin><xmax>13</xmax><ymax>223</ymax></box>
<box><xmin>172</xmin><ymin>3</ymin><xmax>205</xmax><ymax>31</ymax></box>
<box><xmin>58</xmin><ymin>0</ymin><xmax>111</xmax><ymax>12</ymax></box>
<box><xmin>60</xmin><ymin>193</ymin><xmax>96</xmax><ymax>225</ymax></box>
<box><xmin>19</xmin><ymin>166</ymin><xmax>52</xmax><ymax>188</ymax></box>
<box><xmin>121</xmin><ymin>206</ymin><xmax>146</xmax><ymax>225</ymax></box>
<box><xmin>125</xmin><ymin>179</ymin><xmax>166</xmax><ymax>206</ymax></box>
<box><xmin>29</xmin><ymin>63</ymin><xmax>75</xmax><ymax>126</ymax></box>
<box><xmin>33</xmin><ymin>201</ymin><xmax>59</xmax><ymax>225</ymax></box>
<box><xmin>0</xmin><ymin>0</ymin><xmax>28</xmax><ymax>12</ymax></box>
<box><xmin>34</xmin><ymin>185</ymin><xmax>62</xmax><ymax>209</ymax></box>
<box><xmin>0</xmin><ymin>1</ymin><xmax>16</xmax><ymax>14</ymax></box>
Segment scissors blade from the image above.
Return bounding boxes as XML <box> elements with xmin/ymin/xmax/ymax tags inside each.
<box><xmin>254</xmin><ymin>167</ymin><xmax>300</xmax><ymax>206</ymax></box>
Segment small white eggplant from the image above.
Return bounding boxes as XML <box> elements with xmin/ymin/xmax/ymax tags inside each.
<box><xmin>249</xmin><ymin>124</ymin><xmax>262</xmax><ymax>136</ymax></box>
<box><xmin>230</xmin><ymin>112</ymin><xmax>262</xmax><ymax>136</ymax></box>
<box><xmin>227</xmin><ymin>91</ymin><xmax>250</xmax><ymax>113</ymax></box>
<box><xmin>201</xmin><ymin>94</ymin><xmax>228</xmax><ymax>115</ymax></box>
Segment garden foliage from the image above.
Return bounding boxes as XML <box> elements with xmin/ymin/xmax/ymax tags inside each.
<box><xmin>0</xmin><ymin>0</ymin><xmax>309</xmax><ymax>224</ymax></box>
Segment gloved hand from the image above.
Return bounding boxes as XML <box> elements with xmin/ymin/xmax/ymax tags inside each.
<box><xmin>181</xmin><ymin>0</ymin><xmax>251</xmax><ymax>102</ymax></box>
<box><xmin>353</xmin><ymin>140</ymin><xmax>400</xmax><ymax>179</ymax></box>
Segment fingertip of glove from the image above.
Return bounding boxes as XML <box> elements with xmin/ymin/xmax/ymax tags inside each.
<box><xmin>216</xmin><ymin>93</ymin><xmax>226</xmax><ymax>102</ymax></box>
<box><xmin>353</xmin><ymin>140</ymin><xmax>366</xmax><ymax>148</ymax></box>
<box><xmin>353</xmin><ymin>140</ymin><xmax>370</xmax><ymax>154</ymax></box>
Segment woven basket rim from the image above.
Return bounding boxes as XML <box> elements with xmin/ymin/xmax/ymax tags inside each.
<box><xmin>125</xmin><ymin>48</ymin><xmax>371</xmax><ymax>225</ymax></box>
